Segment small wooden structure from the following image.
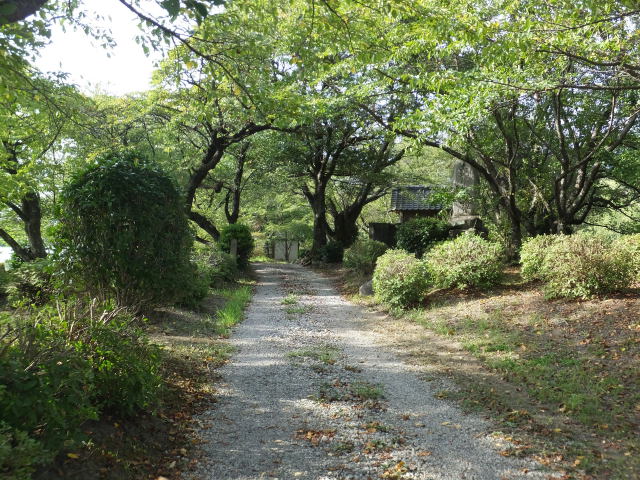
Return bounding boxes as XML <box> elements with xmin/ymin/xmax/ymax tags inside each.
<box><xmin>390</xmin><ymin>186</ymin><xmax>442</xmax><ymax>223</ymax></box>
<box><xmin>264</xmin><ymin>238</ymin><xmax>299</xmax><ymax>262</ymax></box>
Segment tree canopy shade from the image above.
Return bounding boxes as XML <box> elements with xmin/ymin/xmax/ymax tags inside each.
<box><xmin>1</xmin><ymin>0</ymin><xmax>639</xmax><ymax>262</ymax></box>
<box><xmin>0</xmin><ymin>62</ymin><xmax>83</xmax><ymax>261</ymax></box>
<box><xmin>281</xmin><ymin>0</ymin><xmax>640</xmax><ymax>252</ymax></box>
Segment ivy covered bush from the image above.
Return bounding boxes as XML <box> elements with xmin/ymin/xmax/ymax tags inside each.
<box><xmin>520</xmin><ymin>234</ymin><xmax>562</xmax><ymax>281</ymax></box>
<box><xmin>540</xmin><ymin>234</ymin><xmax>635</xmax><ymax>298</ymax></box>
<box><xmin>219</xmin><ymin>223</ymin><xmax>254</xmax><ymax>269</ymax></box>
<box><xmin>395</xmin><ymin>217</ymin><xmax>450</xmax><ymax>258</ymax></box>
<box><xmin>425</xmin><ymin>233</ymin><xmax>503</xmax><ymax>289</ymax></box>
<box><xmin>57</xmin><ymin>152</ymin><xmax>195</xmax><ymax>310</ymax></box>
<box><xmin>343</xmin><ymin>238</ymin><xmax>388</xmax><ymax>274</ymax></box>
<box><xmin>372</xmin><ymin>249</ymin><xmax>429</xmax><ymax>309</ymax></box>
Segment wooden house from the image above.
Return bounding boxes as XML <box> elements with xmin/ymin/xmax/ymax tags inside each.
<box><xmin>390</xmin><ymin>186</ymin><xmax>442</xmax><ymax>223</ymax></box>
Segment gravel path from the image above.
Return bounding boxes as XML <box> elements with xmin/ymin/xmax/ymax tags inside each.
<box><xmin>192</xmin><ymin>263</ymin><xmax>555</xmax><ymax>480</ymax></box>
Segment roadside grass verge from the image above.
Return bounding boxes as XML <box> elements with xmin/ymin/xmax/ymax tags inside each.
<box><xmin>211</xmin><ymin>285</ymin><xmax>252</xmax><ymax>337</ymax></box>
<box><xmin>327</xmin><ymin>265</ymin><xmax>640</xmax><ymax>479</ymax></box>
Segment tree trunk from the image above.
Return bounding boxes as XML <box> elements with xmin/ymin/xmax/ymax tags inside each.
<box><xmin>22</xmin><ymin>192</ymin><xmax>46</xmax><ymax>258</ymax></box>
<box><xmin>311</xmin><ymin>192</ymin><xmax>329</xmax><ymax>254</ymax></box>
<box><xmin>224</xmin><ymin>145</ymin><xmax>247</xmax><ymax>224</ymax></box>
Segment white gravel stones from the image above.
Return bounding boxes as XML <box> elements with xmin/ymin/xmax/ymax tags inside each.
<box><xmin>191</xmin><ymin>264</ymin><xmax>557</xmax><ymax>480</ymax></box>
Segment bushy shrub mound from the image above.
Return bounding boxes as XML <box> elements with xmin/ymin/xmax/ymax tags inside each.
<box><xmin>57</xmin><ymin>152</ymin><xmax>194</xmax><ymax>310</ymax></box>
<box><xmin>219</xmin><ymin>224</ymin><xmax>254</xmax><ymax>269</ymax></box>
<box><xmin>425</xmin><ymin>233</ymin><xmax>503</xmax><ymax>289</ymax></box>
<box><xmin>396</xmin><ymin>217</ymin><xmax>450</xmax><ymax>258</ymax></box>
<box><xmin>614</xmin><ymin>234</ymin><xmax>640</xmax><ymax>284</ymax></box>
<box><xmin>207</xmin><ymin>248</ymin><xmax>239</xmax><ymax>284</ymax></box>
<box><xmin>520</xmin><ymin>234</ymin><xmax>562</xmax><ymax>281</ymax></box>
<box><xmin>320</xmin><ymin>240</ymin><xmax>344</xmax><ymax>263</ymax></box>
<box><xmin>79</xmin><ymin>318</ymin><xmax>161</xmax><ymax>415</ymax></box>
<box><xmin>540</xmin><ymin>234</ymin><xmax>634</xmax><ymax>298</ymax></box>
<box><xmin>373</xmin><ymin>249</ymin><xmax>429</xmax><ymax>309</ymax></box>
<box><xmin>0</xmin><ymin>306</ymin><xmax>162</xmax><ymax>477</ymax></box>
<box><xmin>344</xmin><ymin>238</ymin><xmax>388</xmax><ymax>274</ymax></box>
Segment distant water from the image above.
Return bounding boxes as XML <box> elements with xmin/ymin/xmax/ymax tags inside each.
<box><xmin>0</xmin><ymin>246</ymin><xmax>12</xmax><ymax>263</ymax></box>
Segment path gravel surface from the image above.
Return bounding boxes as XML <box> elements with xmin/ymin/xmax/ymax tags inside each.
<box><xmin>192</xmin><ymin>263</ymin><xmax>555</xmax><ymax>480</ymax></box>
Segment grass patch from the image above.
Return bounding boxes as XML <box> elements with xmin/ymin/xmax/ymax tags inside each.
<box><xmin>285</xmin><ymin>304</ymin><xmax>313</xmax><ymax>315</ymax></box>
<box><xmin>211</xmin><ymin>285</ymin><xmax>252</xmax><ymax>337</ymax></box>
<box><xmin>350</xmin><ymin>381</ymin><xmax>385</xmax><ymax>401</ymax></box>
<box><xmin>315</xmin><ymin>380</ymin><xmax>385</xmax><ymax>404</ymax></box>
<box><xmin>281</xmin><ymin>293</ymin><xmax>299</xmax><ymax>305</ymax></box>
<box><xmin>288</xmin><ymin>344</ymin><xmax>341</xmax><ymax>365</ymax></box>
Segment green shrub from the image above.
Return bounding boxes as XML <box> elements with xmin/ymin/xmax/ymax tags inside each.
<box><xmin>80</xmin><ymin>317</ymin><xmax>162</xmax><ymax>416</ymax></box>
<box><xmin>0</xmin><ymin>264</ymin><xmax>9</xmax><ymax>298</ymax></box>
<box><xmin>320</xmin><ymin>240</ymin><xmax>344</xmax><ymax>263</ymax></box>
<box><xmin>541</xmin><ymin>234</ymin><xmax>634</xmax><ymax>298</ymax></box>
<box><xmin>175</xmin><ymin>262</ymin><xmax>210</xmax><ymax>308</ymax></box>
<box><xmin>6</xmin><ymin>258</ymin><xmax>54</xmax><ymax>307</ymax></box>
<box><xmin>373</xmin><ymin>249</ymin><xmax>429</xmax><ymax>309</ymax></box>
<box><xmin>57</xmin><ymin>152</ymin><xmax>194</xmax><ymax>310</ymax></box>
<box><xmin>425</xmin><ymin>233</ymin><xmax>503</xmax><ymax>289</ymax></box>
<box><xmin>207</xmin><ymin>249</ymin><xmax>238</xmax><ymax>284</ymax></box>
<box><xmin>0</xmin><ymin>314</ymin><xmax>97</xmax><ymax>454</ymax></box>
<box><xmin>520</xmin><ymin>234</ymin><xmax>562</xmax><ymax>281</ymax></box>
<box><xmin>614</xmin><ymin>234</ymin><xmax>640</xmax><ymax>284</ymax></box>
<box><xmin>396</xmin><ymin>217</ymin><xmax>450</xmax><ymax>258</ymax></box>
<box><xmin>0</xmin><ymin>423</ymin><xmax>51</xmax><ymax>480</ymax></box>
<box><xmin>343</xmin><ymin>238</ymin><xmax>388</xmax><ymax>275</ymax></box>
<box><xmin>219</xmin><ymin>224</ymin><xmax>254</xmax><ymax>269</ymax></box>
<box><xmin>0</xmin><ymin>304</ymin><xmax>164</xmax><ymax>476</ymax></box>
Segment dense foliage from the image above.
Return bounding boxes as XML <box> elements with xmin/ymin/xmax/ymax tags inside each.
<box><xmin>425</xmin><ymin>234</ymin><xmax>503</xmax><ymax>289</ymax></box>
<box><xmin>1</xmin><ymin>0</ymin><xmax>640</xmax><ymax>476</ymax></box>
<box><xmin>614</xmin><ymin>234</ymin><xmax>640</xmax><ymax>284</ymax></box>
<box><xmin>343</xmin><ymin>238</ymin><xmax>388</xmax><ymax>275</ymax></box>
<box><xmin>0</xmin><ymin>307</ymin><xmax>161</xmax><ymax>477</ymax></box>
<box><xmin>539</xmin><ymin>234</ymin><xmax>635</xmax><ymax>299</ymax></box>
<box><xmin>57</xmin><ymin>152</ymin><xmax>194</xmax><ymax>310</ymax></box>
<box><xmin>396</xmin><ymin>217</ymin><xmax>450</xmax><ymax>258</ymax></box>
<box><xmin>520</xmin><ymin>235</ymin><xmax>563</xmax><ymax>282</ymax></box>
<box><xmin>373</xmin><ymin>249</ymin><xmax>429</xmax><ymax>309</ymax></box>
<box><xmin>219</xmin><ymin>224</ymin><xmax>254</xmax><ymax>269</ymax></box>
<box><xmin>320</xmin><ymin>240</ymin><xmax>344</xmax><ymax>264</ymax></box>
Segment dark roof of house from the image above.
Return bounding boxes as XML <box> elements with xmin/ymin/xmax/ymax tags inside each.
<box><xmin>390</xmin><ymin>186</ymin><xmax>442</xmax><ymax>211</ymax></box>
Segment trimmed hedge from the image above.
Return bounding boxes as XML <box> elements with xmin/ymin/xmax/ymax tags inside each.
<box><xmin>425</xmin><ymin>233</ymin><xmax>503</xmax><ymax>289</ymax></box>
<box><xmin>57</xmin><ymin>152</ymin><xmax>194</xmax><ymax>310</ymax></box>
<box><xmin>373</xmin><ymin>249</ymin><xmax>429</xmax><ymax>309</ymax></box>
